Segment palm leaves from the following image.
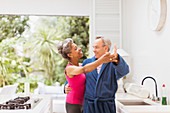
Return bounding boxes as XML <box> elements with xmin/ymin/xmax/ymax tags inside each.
<box><xmin>25</xmin><ymin>30</ymin><xmax>58</xmax><ymax>85</ymax></box>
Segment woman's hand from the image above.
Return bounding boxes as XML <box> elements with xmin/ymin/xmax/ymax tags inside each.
<box><xmin>100</xmin><ymin>44</ymin><xmax>119</xmax><ymax>64</ymax></box>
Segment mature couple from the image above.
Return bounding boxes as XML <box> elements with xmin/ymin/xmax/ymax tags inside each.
<box><xmin>57</xmin><ymin>36</ymin><xmax>129</xmax><ymax>113</ymax></box>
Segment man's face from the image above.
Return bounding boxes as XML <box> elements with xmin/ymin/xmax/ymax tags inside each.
<box><xmin>93</xmin><ymin>39</ymin><xmax>108</xmax><ymax>59</ymax></box>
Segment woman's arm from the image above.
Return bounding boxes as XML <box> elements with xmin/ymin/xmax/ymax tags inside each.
<box><xmin>66</xmin><ymin>52</ymin><xmax>114</xmax><ymax>78</ymax></box>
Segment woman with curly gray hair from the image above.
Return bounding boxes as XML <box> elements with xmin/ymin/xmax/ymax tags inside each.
<box><xmin>57</xmin><ymin>38</ymin><xmax>114</xmax><ymax>113</ymax></box>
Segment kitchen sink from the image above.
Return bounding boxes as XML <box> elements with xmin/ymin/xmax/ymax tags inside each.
<box><xmin>118</xmin><ymin>100</ymin><xmax>151</xmax><ymax>106</ymax></box>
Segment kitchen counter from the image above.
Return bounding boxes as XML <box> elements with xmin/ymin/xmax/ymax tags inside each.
<box><xmin>116</xmin><ymin>93</ymin><xmax>170</xmax><ymax>113</ymax></box>
<box><xmin>5</xmin><ymin>93</ymin><xmax>168</xmax><ymax>113</ymax></box>
<box><xmin>52</xmin><ymin>93</ymin><xmax>170</xmax><ymax>113</ymax></box>
<box><xmin>52</xmin><ymin>94</ymin><xmax>66</xmax><ymax>113</ymax></box>
<box><xmin>0</xmin><ymin>94</ymin><xmax>52</xmax><ymax>113</ymax></box>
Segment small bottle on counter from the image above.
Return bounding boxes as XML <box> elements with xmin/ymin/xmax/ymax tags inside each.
<box><xmin>162</xmin><ymin>84</ymin><xmax>167</xmax><ymax>105</ymax></box>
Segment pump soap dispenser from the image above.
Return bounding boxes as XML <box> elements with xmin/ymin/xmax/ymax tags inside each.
<box><xmin>162</xmin><ymin>84</ymin><xmax>167</xmax><ymax>105</ymax></box>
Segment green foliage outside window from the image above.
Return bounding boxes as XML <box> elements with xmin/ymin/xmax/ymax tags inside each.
<box><xmin>25</xmin><ymin>16</ymin><xmax>89</xmax><ymax>85</ymax></box>
<box><xmin>54</xmin><ymin>17</ymin><xmax>89</xmax><ymax>85</ymax></box>
<box><xmin>0</xmin><ymin>15</ymin><xmax>89</xmax><ymax>92</ymax></box>
<box><xmin>0</xmin><ymin>15</ymin><xmax>29</xmax><ymax>42</ymax></box>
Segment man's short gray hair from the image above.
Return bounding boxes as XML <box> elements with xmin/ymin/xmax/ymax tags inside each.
<box><xmin>96</xmin><ymin>36</ymin><xmax>111</xmax><ymax>51</ymax></box>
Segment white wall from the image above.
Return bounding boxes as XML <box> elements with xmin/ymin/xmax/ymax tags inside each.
<box><xmin>0</xmin><ymin>0</ymin><xmax>90</xmax><ymax>16</ymax></box>
<box><xmin>122</xmin><ymin>0</ymin><xmax>170</xmax><ymax>104</ymax></box>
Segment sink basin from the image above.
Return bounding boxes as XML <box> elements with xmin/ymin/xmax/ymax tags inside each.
<box><xmin>118</xmin><ymin>100</ymin><xmax>151</xmax><ymax>106</ymax></box>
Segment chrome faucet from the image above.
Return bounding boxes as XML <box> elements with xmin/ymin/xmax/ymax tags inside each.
<box><xmin>141</xmin><ymin>76</ymin><xmax>159</xmax><ymax>101</ymax></box>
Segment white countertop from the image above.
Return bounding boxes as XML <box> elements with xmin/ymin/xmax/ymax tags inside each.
<box><xmin>52</xmin><ymin>93</ymin><xmax>170</xmax><ymax>113</ymax></box>
<box><xmin>0</xmin><ymin>94</ymin><xmax>52</xmax><ymax>113</ymax></box>
<box><xmin>52</xmin><ymin>94</ymin><xmax>66</xmax><ymax>113</ymax></box>
<box><xmin>5</xmin><ymin>92</ymin><xmax>167</xmax><ymax>113</ymax></box>
<box><xmin>116</xmin><ymin>93</ymin><xmax>170</xmax><ymax>113</ymax></box>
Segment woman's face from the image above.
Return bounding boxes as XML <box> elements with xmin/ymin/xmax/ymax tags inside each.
<box><xmin>69</xmin><ymin>43</ymin><xmax>83</xmax><ymax>59</ymax></box>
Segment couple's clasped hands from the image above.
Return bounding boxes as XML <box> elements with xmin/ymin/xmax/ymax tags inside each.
<box><xmin>101</xmin><ymin>44</ymin><xmax>119</xmax><ymax>64</ymax></box>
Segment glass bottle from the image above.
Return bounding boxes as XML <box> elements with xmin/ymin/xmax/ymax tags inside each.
<box><xmin>162</xmin><ymin>84</ymin><xmax>167</xmax><ymax>105</ymax></box>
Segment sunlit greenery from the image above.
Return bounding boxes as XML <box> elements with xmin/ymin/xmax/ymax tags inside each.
<box><xmin>25</xmin><ymin>16</ymin><xmax>89</xmax><ymax>85</ymax></box>
<box><xmin>54</xmin><ymin>16</ymin><xmax>89</xmax><ymax>85</ymax></box>
<box><xmin>0</xmin><ymin>15</ymin><xmax>89</xmax><ymax>91</ymax></box>
<box><xmin>0</xmin><ymin>15</ymin><xmax>29</xmax><ymax>42</ymax></box>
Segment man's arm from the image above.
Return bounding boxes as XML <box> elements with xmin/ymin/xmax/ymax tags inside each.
<box><xmin>63</xmin><ymin>81</ymin><xmax>68</xmax><ymax>94</ymax></box>
<box><xmin>110</xmin><ymin>45</ymin><xmax>129</xmax><ymax>80</ymax></box>
<box><xmin>113</xmin><ymin>54</ymin><xmax>129</xmax><ymax>80</ymax></box>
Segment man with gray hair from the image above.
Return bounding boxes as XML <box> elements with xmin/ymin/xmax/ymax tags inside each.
<box><xmin>65</xmin><ymin>36</ymin><xmax>129</xmax><ymax>113</ymax></box>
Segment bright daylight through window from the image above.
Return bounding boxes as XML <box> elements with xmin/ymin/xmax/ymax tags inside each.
<box><xmin>0</xmin><ymin>15</ymin><xmax>89</xmax><ymax>93</ymax></box>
